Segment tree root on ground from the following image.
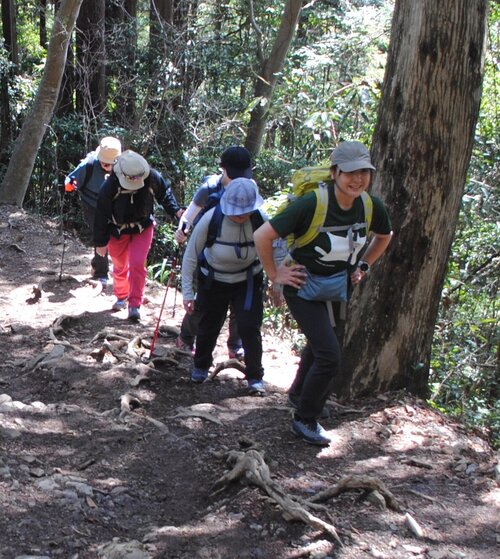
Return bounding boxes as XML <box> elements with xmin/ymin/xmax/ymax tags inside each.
<box><xmin>308</xmin><ymin>474</ymin><xmax>401</xmax><ymax>512</ymax></box>
<box><xmin>167</xmin><ymin>404</ymin><xmax>223</xmax><ymax>425</ymax></box>
<box><xmin>209</xmin><ymin>358</ymin><xmax>246</xmax><ymax>379</ymax></box>
<box><xmin>211</xmin><ymin>448</ymin><xmax>342</xmax><ymax>545</ymax></box>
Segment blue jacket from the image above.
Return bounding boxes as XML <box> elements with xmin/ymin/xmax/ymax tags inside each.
<box><xmin>66</xmin><ymin>153</ymin><xmax>106</xmax><ymax>209</ymax></box>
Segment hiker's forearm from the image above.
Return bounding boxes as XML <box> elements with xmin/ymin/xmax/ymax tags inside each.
<box><xmin>254</xmin><ymin>222</ymin><xmax>279</xmax><ymax>281</ymax></box>
<box><xmin>362</xmin><ymin>232</ymin><xmax>393</xmax><ymax>265</ymax></box>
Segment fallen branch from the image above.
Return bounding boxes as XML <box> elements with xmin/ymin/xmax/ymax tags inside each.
<box><xmin>211</xmin><ymin>448</ymin><xmax>342</xmax><ymax>545</ymax></box>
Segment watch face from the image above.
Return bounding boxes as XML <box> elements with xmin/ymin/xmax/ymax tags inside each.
<box><xmin>359</xmin><ymin>262</ymin><xmax>369</xmax><ymax>272</ymax></box>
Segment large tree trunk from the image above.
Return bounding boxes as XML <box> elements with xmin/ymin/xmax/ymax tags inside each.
<box><xmin>0</xmin><ymin>0</ymin><xmax>83</xmax><ymax>207</ymax></box>
<box><xmin>245</xmin><ymin>0</ymin><xmax>303</xmax><ymax>157</ymax></box>
<box><xmin>340</xmin><ymin>0</ymin><xmax>489</xmax><ymax>397</ymax></box>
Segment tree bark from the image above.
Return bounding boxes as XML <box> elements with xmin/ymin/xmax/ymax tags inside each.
<box><xmin>245</xmin><ymin>0</ymin><xmax>303</xmax><ymax>157</ymax></box>
<box><xmin>75</xmin><ymin>0</ymin><xmax>106</xmax><ymax>116</ymax></box>
<box><xmin>2</xmin><ymin>0</ymin><xmax>18</xmax><ymax>64</ymax></box>
<box><xmin>340</xmin><ymin>0</ymin><xmax>489</xmax><ymax>397</ymax></box>
<box><xmin>1</xmin><ymin>0</ymin><xmax>18</xmax><ymax>155</ymax></box>
<box><xmin>39</xmin><ymin>0</ymin><xmax>48</xmax><ymax>47</ymax></box>
<box><xmin>105</xmin><ymin>0</ymin><xmax>138</xmax><ymax>125</ymax></box>
<box><xmin>0</xmin><ymin>0</ymin><xmax>83</xmax><ymax>207</ymax></box>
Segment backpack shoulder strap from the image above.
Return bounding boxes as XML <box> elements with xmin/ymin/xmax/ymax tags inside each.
<box><xmin>250</xmin><ymin>211</ymin><xmax>265</xmax><ymax>232</ymax></box>
<box><xmin>79</xmin><ymin>159</ymin><xmax>95</xmax><ymax>192</ymax></box>
<box><xmin>360</xmin><ymin>191</ymin><xmax>373</xmax><ymax>234</ymax></box>
<box><xmin>205</xmin><ymin>204</ymin><xmax>223</xmax><ymax>248</ymax></box>
<box><xmin>294</xmin><ymin>184</ymin><xmax>329</xmax><ymax>249</ymax></box>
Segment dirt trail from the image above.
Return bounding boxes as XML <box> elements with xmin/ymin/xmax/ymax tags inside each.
<box><xmin>0</xmin><ymin>204</ymin><xmax>498</xmax><ymax>559</ymax></box>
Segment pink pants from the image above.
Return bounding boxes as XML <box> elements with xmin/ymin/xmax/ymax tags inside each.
<box><xmin>107</xmin><ymin>225</ymin><xmax>154</xmax><ymax>308</ymax></box>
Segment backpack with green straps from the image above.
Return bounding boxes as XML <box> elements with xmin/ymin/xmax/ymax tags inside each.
<box><xmin>284</xmin><ymin>165</ymin><xmax>373</xmax><ymax>251</ymax></box>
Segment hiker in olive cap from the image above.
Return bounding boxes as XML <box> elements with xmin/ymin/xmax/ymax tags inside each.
<box><xmin>254</xmin><ymin>141</ymin><xmax>393</xmax><ymax>446</ymax></box>
<box><xmin>94</xmin><ymin>150</ymin><xmax>183</xmax><ymax>321</ymax></box>
<box><xmin>65</xmin><ymin>136</ymin><xmax>122</xmax><ymax>285</ymax></box>
<box><xmin>174</xmin><ymin>146</ymin><xmax>253</xmax><ymax>358</ymax></box>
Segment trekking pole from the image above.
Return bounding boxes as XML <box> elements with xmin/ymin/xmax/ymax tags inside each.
<box><xmin>58</xmin><ymin>190</ymin><xmax>66</xmax><ymax>282</ymax></box>
<box><xmin>171</xmin><ymin>246</ymin><xmax>184</xmax><ymax>317</ymax></box>
<box><xmin>149</xmin><ymin>239</ymin><xmax>184</xmax><ymax>359</ymax></box>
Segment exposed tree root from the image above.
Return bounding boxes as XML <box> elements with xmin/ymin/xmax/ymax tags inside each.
<box><xmin>168</xmin><ymin>404</ymin><xmax>223</xmax><ymax>425</ymax></box>
<box><xmin>210</xmin><ymin>358</ymin><xmax>247</xmax><ymax>379</ymax></box>
<box><xmin>308</xmin><ymin>474</ymin><xmax>401</xmax><ymax>512</ymax></box>
<box><xmin>90</xmin><ymin>329</ymin><xmax>130</xmax><ymax>344</ymax></box>
<box><xmin>211</xmin><ymin>449</ymin><xmax>342</xmax><ymax>545</ymax></box>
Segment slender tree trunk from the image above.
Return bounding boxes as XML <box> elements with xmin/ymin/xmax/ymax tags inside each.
<box><xmin>0</xmin><ymin>0</ymin><xmax>83</xmax><ymax>207</ymax></box>
<box><xmin>2</xmin><ymin>0</ymin><xmax>18</xmax><ymax>64</ymax></box>
<box><xmin>0</xmin><ymin>0</ymin><xmax>18</xmax><ymax>156</ymax></box>
<box><xmin>75</xmin><ymin>0</ymin><xmax>106</xmax><ymax>117</ymax></box>
<box><xmin>245</xmin><ymin>0</ymin><xmax>303</xmax><ymax>157</ymax></box>
<box><xmin>39</xmin><ymin>0</ymin><xmax>48</xmax><ymax>47</ymax></box>
<box><xmin>340</xmin><ymin>0</ymin><xmax>489</xmax><ymax>397</ymax></box>
<box><xmin>105</xmin><ymin>0</ymin><xmax>138</xmax><ymax>125</ymax></box>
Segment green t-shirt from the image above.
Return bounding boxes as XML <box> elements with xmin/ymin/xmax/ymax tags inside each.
<box><xmin>270</xmin><ymin>183</ymin><xmax>392</xmax><ymax>275</ymax></box>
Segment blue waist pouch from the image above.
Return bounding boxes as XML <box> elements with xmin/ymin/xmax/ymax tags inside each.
<box><xmin>296</xmin><ymin>269</ymin><xmax>348</xmax><ymax>302</ymax></box>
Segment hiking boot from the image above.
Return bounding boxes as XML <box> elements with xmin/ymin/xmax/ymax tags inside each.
<box><xmin>175</xmin><ymin>336</ymin><xmax>194</xmax><ymax>353</ymax></box>
<box><xmin>98</xmin><ymin>277</ymin><xmax>108</xmax><ymax>288</ymax></box>
<box><xmin>247</xmin><ymin>379</ymin><xmax>265</xmax><ymax>396</ymax></box>
<box><xmin>287</xmin><ymin>393</ymin><xmax>330</xmax><ymax>419</ymax></box>
<box><xmin>191</xmin><ymin>368</ymin><xmax>208</xmax><ymax>384</ymax></box>
<box><xmin>291</xmin><ymin>417</ymin><xmax>331</xmax><ymax>446</ymax></box>
<box><xmin>228</xmin><ymin>346</ymin><xmax>245</xmax><ymax>361</ymax></box>
<box><xmin>128</xmin><ymin>306</ymin><xmax>140</xmax><ymax>321</ymax></box>
<box><xmin>112</xmin><ymin>298</ymin><xmax>127</xmax><ymax>311</ymax></box>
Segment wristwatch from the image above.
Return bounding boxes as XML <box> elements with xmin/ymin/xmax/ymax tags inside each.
<box><xmin>358</xmin><ymin>260</ymin><xmax>370</xmax><ymax>273</ymax></box>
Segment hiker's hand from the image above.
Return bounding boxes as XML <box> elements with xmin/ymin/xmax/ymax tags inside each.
<box><xmin>174</xmin><ymin>227</ymin><xmax>187</xmax><ymax>244</ymax></box>
<box><xmin>269</xmin><ymin>283</ymin><xmax>285</xmax><ymax>307</ymax></box>
<box><xmin>351</xmin><ymin>268</ymin><xmax>365</xmax><ymax>285</ymax></box>
<box><xmin>183</xmin><ymin>299</ymin><xmax>195</xmax><ymax>314</ymax></box>
<box><xmin>95</xmin><ymin>246</ymin><xmax>107</xmax><ymax>257</ymax></box>
<box><xmin>274</xmin><ymin>263</ymin><xmax>306</xmax><ymax>289</ymax></box>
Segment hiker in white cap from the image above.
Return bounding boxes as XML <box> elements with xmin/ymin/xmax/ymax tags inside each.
<box><xmin>94</xmin><ymin>150</ymin><xmax>183</xmax><ymax>321</ymax></box>
<box><xmin>181</xmin><ymin>177</ymin><xmax>267</xmax><ymax>395</ymax></box>
<box><xmin>65</xmin><ymin>136</ymin><xmax>122</xmax><ymax>285</ymax></box>
<box><xmin>254</xmin><ymin>141</ymin><xmax>393</xmax><ymax>446</ymax></box>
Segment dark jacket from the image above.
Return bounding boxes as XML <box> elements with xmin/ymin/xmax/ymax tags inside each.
<box><xmin>94</xmin><ymin>169</ymin><xmax>180</xmax><ymax>246</ymax></box>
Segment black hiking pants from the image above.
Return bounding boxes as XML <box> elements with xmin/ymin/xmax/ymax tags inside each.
<box><xmin>285</xmin><ymin>294</ymin><xmax>342</xmax><ymax>420</ymax></box>
<box><xmin>82</xmin><ymin>200</ymin><xmax>109</xmax><ymax>280</ymax></box>
<box><xmin>179</xmin><ymin>303</ymin><xmax>242</xmax><ymax>353</ymax></box>
<box><xmin>193</xmin><ymin>270</ymin><xmax>264</xmax><ymax>381</ymax></box>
